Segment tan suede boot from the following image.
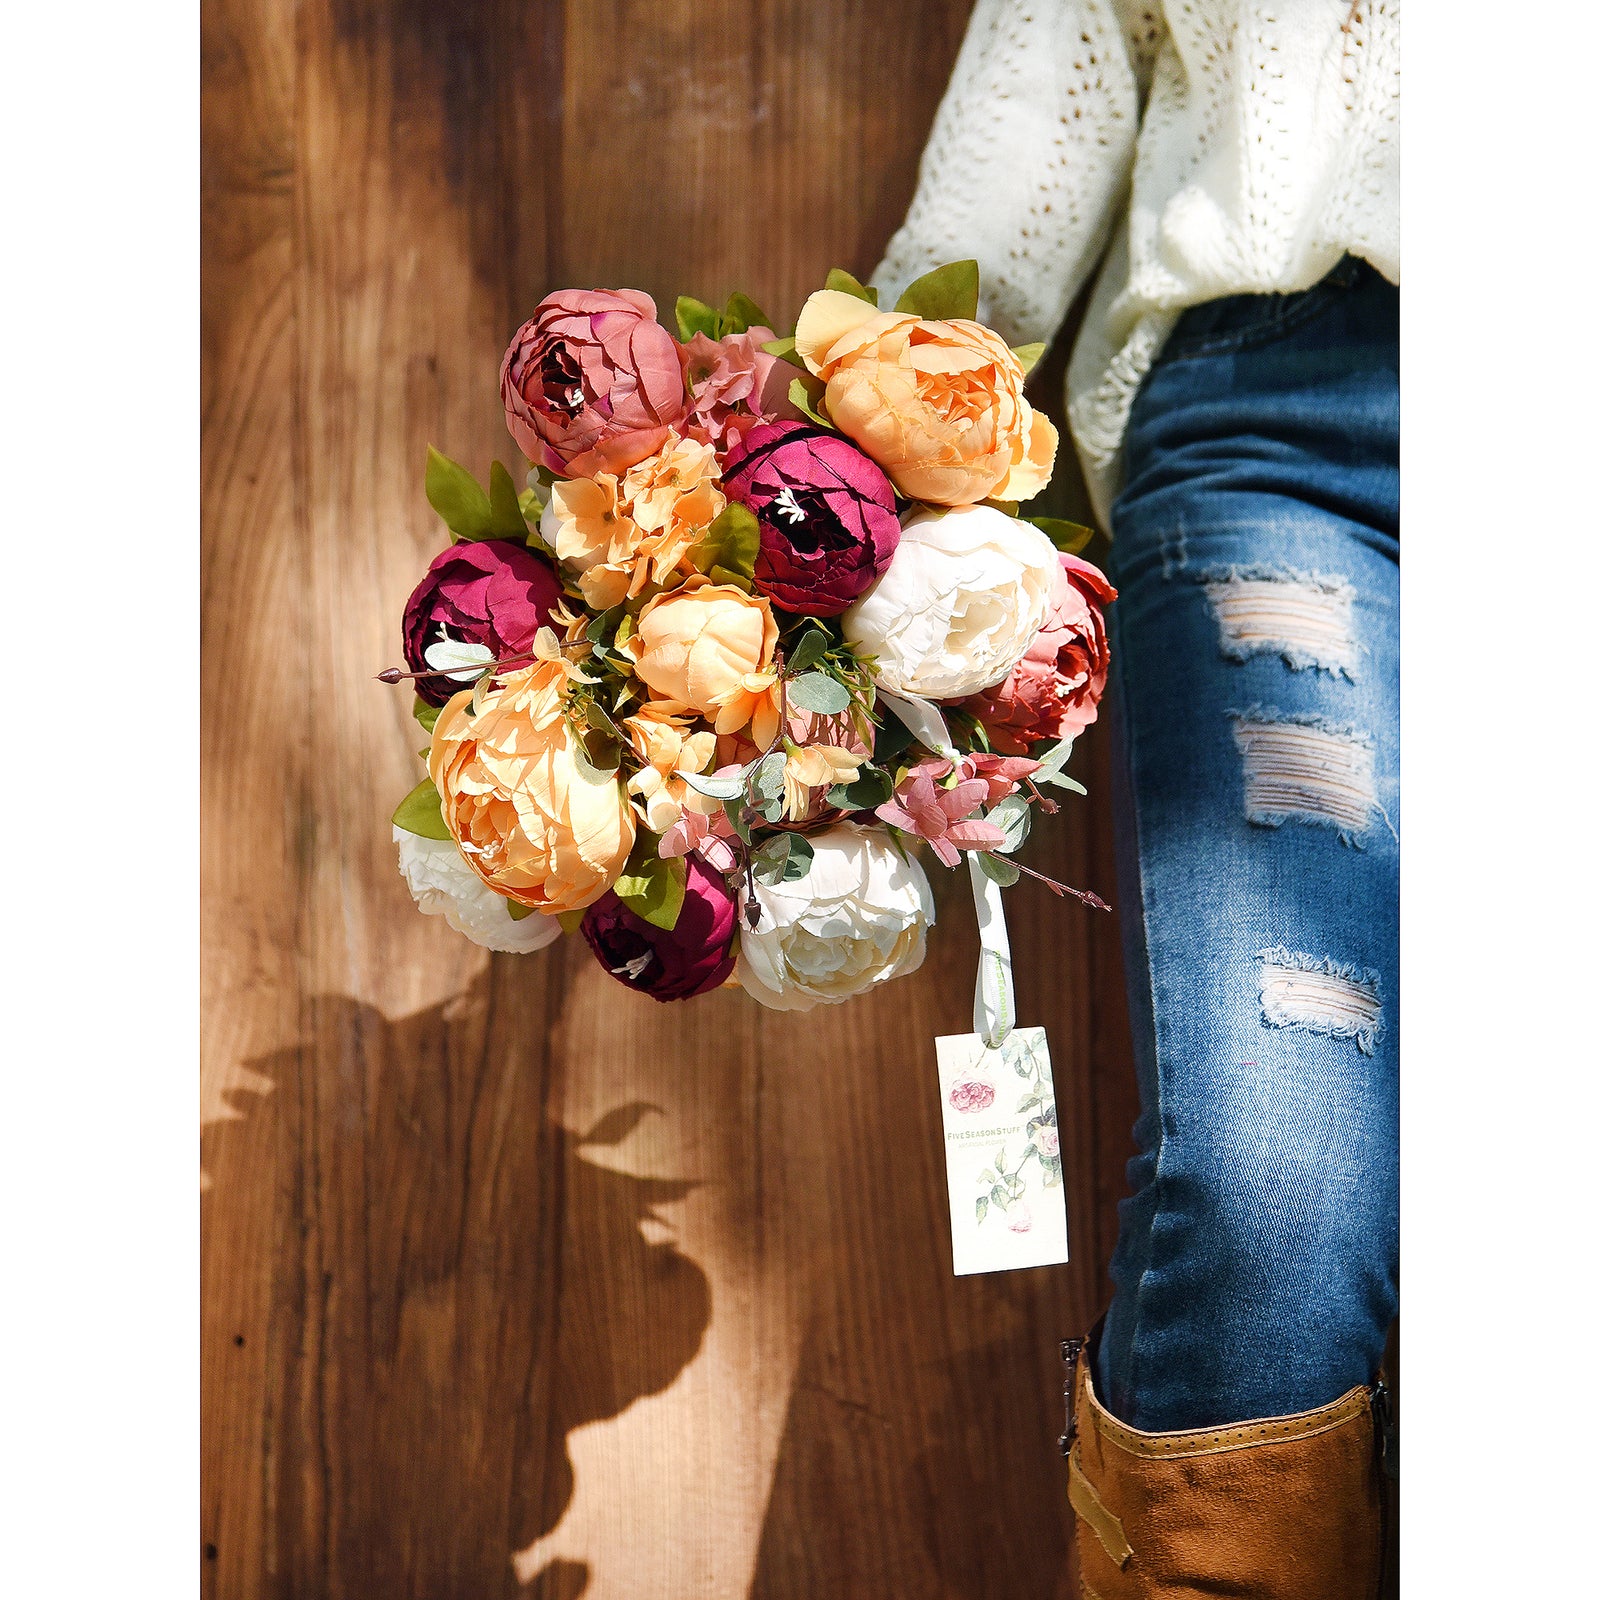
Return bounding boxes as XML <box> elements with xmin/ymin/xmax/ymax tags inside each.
<box><xmin>1059</xmin><ymin>1334</ymin><xmax>1392</xmax><ymax>1599</ymax></box>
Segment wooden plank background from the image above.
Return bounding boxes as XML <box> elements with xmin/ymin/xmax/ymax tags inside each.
<box><xmin>200</xmin><ymin>1</ymin><xmax>1139</xmax><ymax>1594</ymax></box>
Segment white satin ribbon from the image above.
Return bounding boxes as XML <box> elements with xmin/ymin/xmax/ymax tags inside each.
<box><xmin>878</xmin><ymin>687</ymin><xmax>1018</xmax><ymax>1049</ymax></box>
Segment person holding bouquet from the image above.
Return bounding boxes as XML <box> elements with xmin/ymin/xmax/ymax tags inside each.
<box><xmin>874</xmin><ymin>3</ymin><xmax>1399</xmax><ymax>1594</ymax></box>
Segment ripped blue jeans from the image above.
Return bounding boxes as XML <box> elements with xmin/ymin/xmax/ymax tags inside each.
<box><xmin>1097</xmin><ymin>256</ymin><xmax>1399</xmax><ymax>1432</ymax></box>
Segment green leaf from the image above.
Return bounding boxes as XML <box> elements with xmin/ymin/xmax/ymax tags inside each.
<box><xmin>788</xmin><ymin>373</ymin><xmax>830</xmax><ymax>427</ymax></box>
<box><xmin>425</xmin><ymin>446</ymin><xmax>495</xmax><ymax>541</ymax></box>
<box><xmin>1010</xmin><ymin>341</ymin><xmax>1047</xmax><ymax>376</ymax></box>
<box><xmin>505</xmin><ymin>899</ymin><xmax>536</xmax><ymax>921</ymax></box>
<box><xmin>721</xmin><ymin>291</ymin><xmax>771</xmax><ymax>336</ymax></box>
<box><xmin>678</xmin><ymin>766</ymin><xmax>751</xmax><ymax>801</ymax></box>
<box><xmin>570</xmin><ymin>729</ymin><xmax>620</xmax><ymax>784</ymax></box>
<box><xmin>1028</xmin><ymin>516</ymin><xmax>1095</xmax><ymax>556</ymax></box>
<box><xmin>828</xmin><ymin>765</ymin><xmax>894</xmax><ymax>813</ymax></box>
<box><xmin>780</xmin><ymin>834</ymin><xmax>814</xmax><ymax>882</ymax></box>
<box><xmin>894</xmin><ymin>259</ymin><xmax>980</xmax><ymax>322</ymax></box>
<box><xmin>392</xmin><ymin>777</ymin><xmax>452</xmax><ymax>841</ymax></box>
<box><xmin>557</xmin><ymin>908</ymin><xmax>586</xmax><ymax>935</ymax></box>
<box><xmin>688</xmin><ymin>502</ymin><xmax>761</xmax><ymax>588</ymax></box>
<box><xmin>1039</xmin><ymin>771</ymin><xmax>1088</xmax><ymax>796</ymax></box>
<box><xmin>988</xmin><ymin>794</ymin><xmax>1031</xmax><ymax>853</ymax></box>
<box><xmin>760</xmin><ymin>335</ymin><xmax>797</xmax><ymax>361</ymax></box>
<box><xmin>487</xmin><ymin>460</ymin><xmax>530</xmax><ymax>537</ymax></box>
<box><xmin>613</xmin><ymin>851</ymin><xmax>687</xmax><ymax>932</ymax></box>
<box><xmin>675</xmin><ymin>295</ymin><xmax>720</xmax><ymax>343</ymax></box>
<box><xmin>1035</xmin><ymin>737</ymin><xmax>1074</xmax><ymax>777</ymax></box>
<box><xmin>785</xmin><ymin>627</ymin><xmax>831</xmax><ymax>675</ymax></box>
<box><xmin>753</xmin><ymin>751</ymin><xmax>788</xmax><ymax>800</ymax></box>
<box><xmin>824</xmin><ymin>267</ymin><xmax>878</xmax><ymax>306</ymax></box>
<box><xmin>975</xmin><ymin>1195</ymin><xmax>990</xmax><ymax>1225</ymax></box>
<box><xmin>975</xmin><ymin>851</ymin><xmax>1021</xmax><ymax>888</ymax></box>
<box><xmin>979</xmin><ymin>1168</ymin><xmax>996</xmax><ymax>1185</ymax></box>
<box><xmin>787</xmin><ymin>672</ymin><xmax>851</xmax><ymax>715</ymax></box>
<box><xmin>413</xmin><ymin>697</ymin><xmax>441</xmax><ymax>735</ymax></box>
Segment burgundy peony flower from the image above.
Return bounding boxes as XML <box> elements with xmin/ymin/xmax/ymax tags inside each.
<box><xmin>720</xmin><ymin>421</ymin><xmax>900</xmax><ymax>617</ymax></box>
<box><xmin>500</xmin><ymin>288</ymin><xmax>687</xmax><ymax>479</ymax></box>
<box><xmin>961</xmin><ymin>552</ymin><xmax>1117</xmax><ymax>755</ymax></box>
<box><xmin>581</xmin><ymin>855</ymin><xmax>739</xmax><ymax>1002</ymax></box>
<box><xmin>402</xmin><ymin>538</ymin><xmax>564</xmax><ymax>707</ymax></box>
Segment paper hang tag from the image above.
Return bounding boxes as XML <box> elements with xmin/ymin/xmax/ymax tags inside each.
<box><xmin>935</xmin><ymin>1027</ymin><xmax>1069</xmax><ymax>1277</ymax></box>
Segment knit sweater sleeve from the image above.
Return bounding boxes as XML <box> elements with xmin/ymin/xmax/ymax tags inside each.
<box><xmin>871</xmin><ymin>0</ymin><xmax>1163</xmax><ymax>349</ymax></box>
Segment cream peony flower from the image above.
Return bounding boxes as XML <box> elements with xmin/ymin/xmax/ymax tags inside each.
<box><xmin>736</xmin><ymin>825</ymin><xmax>935</xmax><ymax>1011</ymax></box>
<box><xmin>394</xmin><ymin>827</ymin><xmax>564</xmax><ymax>954</ymax></box>
<box><xmin>842</xmin><ymin>503</ymin><xmax>1058</xmax><ymax>700</ymax></box>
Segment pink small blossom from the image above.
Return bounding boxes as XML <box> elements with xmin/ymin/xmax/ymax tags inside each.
<box><xmin>678</xmin><ymin>328</ymin><xmax>804</xmax><ymax>454</ymax></box>
<box><xmin>875</xmin><ymin>753</ymin><xmax>1035</xmax><ymax>867</ymax></box>
<box><xmin>876</xmin><ymin>767</ymin><xmax>1004</xmax><ymax>868</ymax></box>
<box><xmin>1034</xmin><ymin>1126</ymin><xmax>1060</xmax><ymax>1157</ymax></box>
<box><xmin>948</xmin><ymin>1077</ymin><xmax>995</xmax><ymax>1114</ymax></box>
<box><xmin>1007</xmin><ymin>1202</ymin><xmax>1034</xmax><ymax>1234</ymax></box>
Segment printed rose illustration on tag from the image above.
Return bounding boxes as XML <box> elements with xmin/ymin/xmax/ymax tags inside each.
<box><xmin>973</xmin><ymin>1030</ymin><xmax>1062</xmax><ymax>1229</ymax></box>
<box><xmin>949</xmin><ymin>1075</ymin><xmax>996</xmax><ymax>1114</ymax></box>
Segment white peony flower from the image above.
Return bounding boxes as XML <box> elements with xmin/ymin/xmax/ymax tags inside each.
<box><xmin>842</xmin><ymin>503</ymin><xmax>1058</xmax><ymax>699</ymax></box>
<box><xmin>394</xmin><ymin>826</ymin><xmax>564</xmax><ymax>954</ymax></box>
<box><xmin>736</xmin><ymin>825</ymin><xmax>935</xmax><ymax>1011</ymax></box>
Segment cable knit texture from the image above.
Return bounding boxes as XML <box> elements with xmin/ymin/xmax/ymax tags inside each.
<box><xmin>873</xmin><ymin>1</ymin><xmax>1399</xmax><ymax>524</ymax></box>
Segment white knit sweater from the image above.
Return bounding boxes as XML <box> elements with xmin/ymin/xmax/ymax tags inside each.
<box><xmin>872</xmin><ymin>0</ymin><xmax>1399</xmax><ymax>524</ymax></box>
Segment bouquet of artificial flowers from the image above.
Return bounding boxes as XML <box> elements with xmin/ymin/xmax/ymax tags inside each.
<box><xmin>385</xmin><ymin>262</ymin><xmax>1114</xmax><ymax>1011</ymax></box>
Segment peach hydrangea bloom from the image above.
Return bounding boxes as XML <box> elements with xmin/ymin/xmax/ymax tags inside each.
<box><xmin>624</xmin><ymin>576</ymin><xmax>782</xmax><ymax>747</ymax></box>
<box><xmin>793</xmin><ymin>290</ymin><xmax>1057</xmax><ymax>507</ymax></box>
<box><xmin>541</xmin><ymin>431</ymin><xmax>726</xmax><ymax>610</ymax></box>
<box><xmin>428</xmin><ymin>630</ymin><xmax>636</xmax><ymax>914</ymax></box>
<box><xmin>623</xmin><ymin>700</ymin><xmax>721</xmax><ymax>833</ymax></box>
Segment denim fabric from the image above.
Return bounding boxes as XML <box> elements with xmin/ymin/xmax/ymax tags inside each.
<box><xmin>1096</xmin><ymin>257</ymin><xmax>1399</xmax><ymax>1432</ymax></box>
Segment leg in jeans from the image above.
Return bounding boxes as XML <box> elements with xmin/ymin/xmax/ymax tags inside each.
<box><xmin>1097</xmin><ymin>258</ymin><xmax>1400</xmax><ymax>1433</ymax></box>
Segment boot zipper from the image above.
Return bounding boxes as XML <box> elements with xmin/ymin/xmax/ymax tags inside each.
<box><xmin>1372</xmin><ymin>1378</ymin><xmax>1398</xmax><ymax>1481</ymax></box>
<box><xmin>1059</xmin><ymin>1337</ymin><xmax>1084</xmax><ymax>1457</ymax></box>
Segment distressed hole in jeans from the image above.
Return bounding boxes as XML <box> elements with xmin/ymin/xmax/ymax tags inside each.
<box><xmin>1231</xmin><ymin>709</ymin><xmax>1377</xmax><ymax>842</ymax></box>
<box><xmin>1257</xmin><ymin>947</ymin><xmax>1383</xmax><ymax>1055</ymax></box>
<box><xmin>1202</xmin><ymin>566</ymin><xmax>1357</xmax><ymax>678</ymax></box>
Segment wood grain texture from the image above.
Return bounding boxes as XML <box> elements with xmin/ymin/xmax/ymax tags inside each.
<box><xmin>200</xmin><ymin>2</ymin><xmax>1140</xmax><ymax>1595</ymax></box>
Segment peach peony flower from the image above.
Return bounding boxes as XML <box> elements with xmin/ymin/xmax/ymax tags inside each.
<box><xmin>429</xmin><ymin>634</ymin><xmax>636</xmax><ymax>914</ymax></box>
<box><xmin>793</xmin><ymin>290</ymin><xmax>1057</xmax><ymax>506</ymax></box>
<box><xmin>540</xmin><ymin>431</ymin><xmax>726</xmax><ymax>610</ymax></box>
<box><xmin>624</xmin><ymin>577</ymin><xmax>782</xmax><ymax>746</ymax></box>
<box><xmin>622</xmin><ymin>700</ymin><xmax>720</xmax><ymax>833</ymax></box>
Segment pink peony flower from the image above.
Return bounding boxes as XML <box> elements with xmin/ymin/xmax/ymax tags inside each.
<box><xmin>678</xmin><ymin>327</ymin><xmax>803</xmax><ymax>454</ymax></box>
<box><xmin>962</xmin><ymin>553</ymin><xmax>1117</xmax><ymax>755</ymax></box>
<box><xmin>501</xmin><ymin>289</ymin><xmax>687</xmax><ymax>479</ymax></box>
<box><xmin>1034</xmin><ymin>1126</ymin><xmax>1060</xmax><ymax>1157</ymax></box>
<box><xmin>1007</xmin><ymin>1202</ymin><xmax>1034</xmax><ymax>1233</ymax></box>
<box><xmin>948</xmin><ymin>1077</ymin><xmax>995</xmax><ymax>1114</ymax></box>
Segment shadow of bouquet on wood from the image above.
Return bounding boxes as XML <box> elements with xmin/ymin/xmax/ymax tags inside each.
<box><xmin>202</xmin><ymin>977</ymin><xmax>709</xmax><ymax>1599</ymax></box>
